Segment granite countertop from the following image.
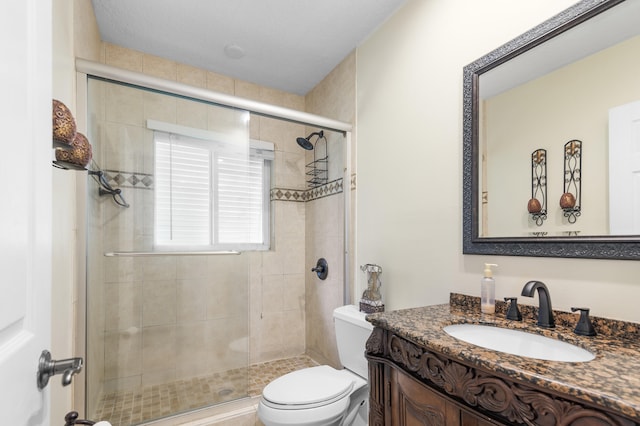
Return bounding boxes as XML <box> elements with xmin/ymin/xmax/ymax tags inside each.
<box><xmin>366</xmin><ymin>293</ymin><xmax>640</xmax><ymax>422</ymax></box>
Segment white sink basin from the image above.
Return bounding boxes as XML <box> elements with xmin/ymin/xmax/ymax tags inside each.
<box><xmin>443</xmin><ymin>324</ymin><xmax>595</xmax><ymax>362</ymax></box>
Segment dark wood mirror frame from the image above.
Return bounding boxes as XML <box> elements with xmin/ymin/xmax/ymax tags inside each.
<box><xmin>462</xmin><ymin>0</ymin><xmax>640</xmax><ymax>260</ymax></box>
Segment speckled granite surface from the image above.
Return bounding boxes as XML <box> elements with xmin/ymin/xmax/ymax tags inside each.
<box><xmin>366</xmin><ymin>293</ymin><xmax>640</xmax><ymax>421</ymax></box>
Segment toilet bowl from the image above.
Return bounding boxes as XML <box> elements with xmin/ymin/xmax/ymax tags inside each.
<box><xmin>257</xmin><ymin>305</ymin><xmax>373</xmax><ymax>426</ymax></box>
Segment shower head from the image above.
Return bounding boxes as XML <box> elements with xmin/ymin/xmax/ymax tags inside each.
<box><xmin>296</xmin><ymin>130</ymin><xmax>324</xmax><ymax>150</ymax></box>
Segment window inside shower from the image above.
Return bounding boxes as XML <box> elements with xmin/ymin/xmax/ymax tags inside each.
<box><xmin>84</xmin><ymin>77</ymin><xmax>252</xmax><ymax>424</ymax></box>
<box><xmin>152</xmin><ymin>127</ymin><xmax>272</xmax><ymax>250</ymax></box>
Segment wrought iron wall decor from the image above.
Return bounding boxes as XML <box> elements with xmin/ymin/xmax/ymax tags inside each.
<box><xmin>528</xmin><ymin>149</ymin><xmax>547</xmax><ymax>226</ymax></box>
<box><xmin>560</xmin><ymin>140</ymin><xmax>581</xmax><ymax>223</ymax></box>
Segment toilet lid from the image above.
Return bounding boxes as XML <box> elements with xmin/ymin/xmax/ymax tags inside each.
<box><xmin>262</xmin><ymin>365</ymin><xmax>354</xmax><ymax>408</ymax></box>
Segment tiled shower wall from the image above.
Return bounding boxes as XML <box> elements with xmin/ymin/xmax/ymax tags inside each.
<box><xmin>304</xmin><ymin>52</ymin><xmax>356</xmax><ymax>367</ymax></box>
<box><xmin>86</xmin><ymin>43</ymin><xmax>352</xmax><ymax>414</ymax></box>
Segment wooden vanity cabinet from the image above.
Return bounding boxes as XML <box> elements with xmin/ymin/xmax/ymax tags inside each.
<box><xmin>390</xmin><ymin>366</ymin><xmax>497</xmax><ymax>425</ymax></box>
<box><xmin>366</xmin><ymin>327</ymin><xmax>637</xmax><ymax>426</ymax></box>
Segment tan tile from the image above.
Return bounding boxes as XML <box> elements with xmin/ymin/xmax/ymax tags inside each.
<box><xmin>143</xmin><ymin>90</ymin><xmax>177</xmax><ymax>124</ymax></box>
<box><xmin>105</xmin><ymin>43</ymin><xmax>143</xmax><ymax>72</ymax></box>
<box><xmin>141</xmin><ymin>325</ymin><xmax>177</xmax><ymax>374</ymax></box>
<box><xmin>142</xmin><ymin>54</ymin><xmax>177</xmax><ymax>81</ymax></box>
<box><xmin>105</xmin><ymin>281</ymin><xmax>142</xmax><ymax>331</ymax></box>
<box><xmin>177</xmin><ymin>63</ymin><xmax>207</xmax><ymax>88</ymax></box>
<box><xmin>142</xmin><ymin>280</ymin><xmax>177</xmax><ymax>327</ymax></box>
<box><xmin>207</xmin><ymin>71</ymin><xmax>234</xmax><ymax>94</ymax></box>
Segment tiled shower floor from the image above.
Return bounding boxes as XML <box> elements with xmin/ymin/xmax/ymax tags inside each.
<box><xmin>93</xmin><ymin>355</ymin><xmax>318</xmax><ymax>426</ymax></box>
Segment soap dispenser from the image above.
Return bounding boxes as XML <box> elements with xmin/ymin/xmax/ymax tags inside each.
<box><xmin>481</xmin><ymin>263</ymin><xmax>498</xmax><ymax>314</ymax></box>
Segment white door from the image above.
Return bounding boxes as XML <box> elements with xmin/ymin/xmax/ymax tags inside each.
<box><xmin>0</xmin><ymin>1</ymin><xmax>52</xmax><ymax>425</ymax></box>
<box><xmin>609</xmin><ymin>101</ymin><xmax>640</xmax><ymax>235</ymax></box>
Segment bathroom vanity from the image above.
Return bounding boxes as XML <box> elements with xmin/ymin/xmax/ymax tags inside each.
<box><xmin>365</xmin><ymin>294</ymin><xmax>640</xmax><ymax>425</ymax></box>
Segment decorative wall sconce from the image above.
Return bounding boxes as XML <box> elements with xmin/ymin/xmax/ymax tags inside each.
<box><xmin>560</xmin><ymin>139</ymin><xmax>582</xmax><ymax>223</ymax></box>
<box><xmin>528</xmin><ymin>149</ymin><xmax>547</xmax><ymax>226</ymax></box>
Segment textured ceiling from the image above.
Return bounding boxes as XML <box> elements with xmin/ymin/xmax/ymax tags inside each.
<box><xmin>91</xmin><ymin>0</ymin><xmax>408</xmax><ymax>95</ymax></box>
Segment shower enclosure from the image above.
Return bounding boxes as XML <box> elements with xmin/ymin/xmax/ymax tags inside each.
<box><xmin>85</xmin><ymin>77</ymin><xmax>254</xmax><ymax>424</ymax></box>
<box><xmin>78</xmin><ymin>58</ymin><xmax>353</xmax><ymax>426</ymax></box>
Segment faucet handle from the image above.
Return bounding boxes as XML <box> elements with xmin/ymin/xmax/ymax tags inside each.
<box><xmin>571</xmin><ymin>307</ymin><xmax>597</xmax><ymax>336</ymax></box>
<box><xmin>504</xmin><ymin>297</ymin><xmax>522</xmax><ymax>321</ymax></box>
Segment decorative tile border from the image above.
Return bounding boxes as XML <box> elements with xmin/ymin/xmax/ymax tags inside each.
<box><xmin>271</xmin><ymin>178</ymin><xmax>344</xmax><ymax>203</ymax></box>
<box><xmin>306</xmin><ymin>179</ymin><xmax>344</xmax><ymax>202</ymax></box>
<box><xmin>103</xmin><ymin>169</ymin><xmax>154</xmax><ymax>190</ymax></box>
<box><xmin>102</xmin><ymin>170</ymin><xmax>352</xmax><ymax>202</ymax></box>
<box><xmin>270</xmin><ymin>188</ymin><xmax>307</xmax><ymax>202</ymax></box>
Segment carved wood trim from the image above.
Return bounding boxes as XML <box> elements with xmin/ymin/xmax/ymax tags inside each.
<box><xmin>368</xmin><ymin>360</ymin><xmax>386</xmax><ymax>426</ymax></box>
<box><xmin>400</xmin><ymin>395</ymin><xmax>445</xmax><ymax>426</ymax></box>
<box><xmin>378</xmin><ymin>331</ymin><xmax>636</xmax><ymax>426</ymax></box>
<box><xmin>366</xmin><ymin>327</ymin><xmax>385</xmax><ymax>355</ymax></box>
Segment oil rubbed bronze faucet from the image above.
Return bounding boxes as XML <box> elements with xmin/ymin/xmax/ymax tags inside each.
<box><xmin>521</xmin><ymin>281</ymin><xmax>555</xmax><ymax>328</ymax></box>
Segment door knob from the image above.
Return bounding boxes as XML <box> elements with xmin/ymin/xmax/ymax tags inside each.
<box><xmin>37</xmin><ymin>350</ymin><xmax>83</xmax><ymax>389</ymax></box>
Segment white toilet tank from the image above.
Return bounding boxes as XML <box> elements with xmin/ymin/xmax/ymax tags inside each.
<box><xmin>333</xmin><ymin>305</ymin><xmax>374</xmax><ymax>379</ymax></box>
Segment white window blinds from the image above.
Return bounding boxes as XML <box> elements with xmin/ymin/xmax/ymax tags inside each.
<box><xmin>153</xmin><ymin>126</ymin><xmax>272</xmax><ymax>251</ymax></box>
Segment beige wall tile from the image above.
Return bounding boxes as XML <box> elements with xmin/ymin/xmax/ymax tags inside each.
<box><xmin>104</xmin><ymin>42</ymin><xmax>143</xmax><ymax>72</ymax></box>
<box><xmin>274</xmin><ymin>151</ymin><xmax>306</xmax><ymax>189</ymax></box>
<box><xmin>282</xmin><ymin>237</ymin><xmax>305</xmax><ymax>275</ymax></box>
<box><xmin>142</xmin><ymin>280</ymin><xmax>177</xmax><ymax>326</ymax></box>
<box><xmin>256</xmin><ymin>312</ymin><xmax>283</xmax><ymax>361</ymax></box>
<box><xmin>104</xmin><ymin>256</ymin><xmax>135</xmax><ymax>283</ymax></box>
<box><xmin>282</xmin><ymin>310</ymin><xmax>305</xmax><ymax>357</ymax></box>
<box><xmin>143</xmin><ymin>90</ymin><xmax>177</xmax><ymax>124</ymax></box>
<box><xmin>105</xmin><ymin>281</ymin><xmax>142</xmax><ymax>331</ymax></box>
<box><xmin>142</xmin><ymin>53</ymin><xmax>177</xmax><ymax>81</ymax></box>
<box><xmin>177</xmin><ymin>98</ymin><xmax>208</xmax><ymax>129</ymax></box>
<box><xmin>177</xmin><ymin>256</ymin><xmax>209</xmax><ymax>279</ymax></box>
<box><xmin>283</xmin><ymin>274</ymin><xmax>305</xmax><ymax>312</ymax></box>
<box><xmin>235</xmin><ymin>80</ymin><xmax>260</xmax><ymax>100</ymax></box>
<box><xmin>207</xmin><ymin>71</ymin><xmax>235</xmax><ymax>94</ymax></box>
<box><xmin>142</xmin><ymin>256</ymin><xmax>177</xmax><ymax>281</ymax></box>
<box><xmin>177</xmin><ymin>63</ymin><xmax>207</xmax><ymax>88</ymax></box>
<box><xmin>261</xmin><ymin>274</ymin><xmax>284</xmax><ymax>313</ymax></box>
<box><xmin>208</xmin><ymin>317</ymin><xmax>248</xmax><ymax>372</ymax></box>
<box><xmin>102</xmin><ymin>123</ymin><xmax>145</xmax><ymax>173</ymax></box>
<box><xmin>175</xmin><ymin>321</ymin><xmax>211</xmax><ymax>378</ymax></box>
<box><xmin>104</xmin><ymin>330</ymin><xmax>142</xmax><ymax>379</ymax></box>
<box><xmin>258</xmin><ymin>86</ymin><xmax>285</xmax><ymax>105</ymax></box>
<box><xmin>260</xmin><ymin>250</ymin><xmax>284</xmax><ymax>276</ymax></box>
<box><xmin>177</xmin><ymin>279</ymin><xmax>207</xmax><ymax>322</ymax></box>
<box><xmin>205</xmin><ymin>276</ymin><xmax>246</xmax><ymax>320</ymax></box>
<box><xmin>275</xmin><ymin>202</ymin><xmax>306</xmax><ymax>239</ymax></box>
<box><xmin>142</xmin><ymin>324</ymin><xmax>177</xmax><ymax>373</ymax></box>
<box><xmin>105</xmin><ymin>83</ymin><xmax>144</xmax><ymax>126</ymax></box>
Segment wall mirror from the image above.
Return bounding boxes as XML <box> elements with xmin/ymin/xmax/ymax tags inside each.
<box><xmin>463</xmin><ymin>0</ymin><xmax>640</xmax><ymax>259</ymax></box>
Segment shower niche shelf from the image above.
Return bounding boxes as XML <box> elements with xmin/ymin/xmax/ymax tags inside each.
<box><xmin>305</xmin><ymin>134</ymin><xmax>328</xmax><ymax>188</ymax></box>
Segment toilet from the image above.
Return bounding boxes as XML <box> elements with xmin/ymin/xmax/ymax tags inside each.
<box><xmin>257</xmin><ymin>305</ymin><xmax>374</xmax><ymax>426</ymax></box>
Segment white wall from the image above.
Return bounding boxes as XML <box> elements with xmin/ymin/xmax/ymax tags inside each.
<box><xmin>356</xmin><ymin>0</ymin><xmax>640</xmax><ymax>322</ymax></box>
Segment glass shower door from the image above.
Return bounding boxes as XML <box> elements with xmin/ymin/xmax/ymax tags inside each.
<box><xmin>84</xmin><ymin>77</ymin><xmax>250</xmax><ymax>425</ymax></box>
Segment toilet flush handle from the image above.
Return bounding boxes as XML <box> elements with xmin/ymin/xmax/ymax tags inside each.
<box><xmin>312</xmin><ymin>258</ymin><xmax>328</xmax><ymax>280</ymax></box>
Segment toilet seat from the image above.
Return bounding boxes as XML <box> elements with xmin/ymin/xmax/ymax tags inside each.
<box><xmin>262</xmin><ymin>365</ymin><xmax>355</xmax><ymax>410</ymax></box>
